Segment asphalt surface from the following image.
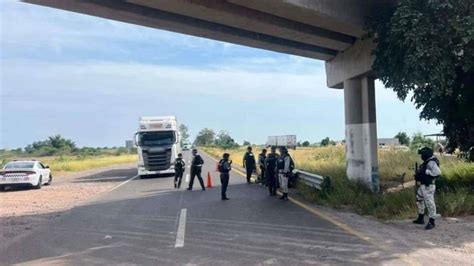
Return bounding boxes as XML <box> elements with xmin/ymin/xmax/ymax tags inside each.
<box><xmin>0</xmin><ymin>151</ymin><xmax>403</xmax><ymax>265</ymax></box>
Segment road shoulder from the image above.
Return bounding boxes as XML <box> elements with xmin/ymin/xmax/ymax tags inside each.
<box><xmin>0</xmin><ymin>163</ymin><xmax>137</xmax><ymax>247</ymax></box>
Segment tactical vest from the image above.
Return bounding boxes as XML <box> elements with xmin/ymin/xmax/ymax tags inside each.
<box><xmin>417</xmin><ymin>157</ymin><xmax>440</xmax><ymax>185</ymax></box>
<box><xmin>244</xmin><ymin>152</ymin><xmax>256</xmax><ymax>167</ymax></box>
<box><xmin>277</xmin><ymin>156</ymin><xmax>286</xmax><ymax>170</ymax></box>
<box><xmin>266</xmin><ymin>154</ymin><xmax>278</xmax><ymax>170</ymax></box>
<box><xmin>218</xmin><ymin>159</ymin><xmax>231</xmax><ymax>174</ymax></box>
<box><xmin>175</xmin><ymin>159</ymin><xmax>185</xmax><ymax>172</ymax></box>
<box><xmin>192</xmin><ymin>155</ymin><xmax>204</xmax><ymax>168</ymax></box>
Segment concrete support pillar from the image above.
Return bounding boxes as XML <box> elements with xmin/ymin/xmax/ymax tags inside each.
<box><xmin>343</xmin><ymin>76</ymin><xmax>379</xmax><ymax>191</ymax></box>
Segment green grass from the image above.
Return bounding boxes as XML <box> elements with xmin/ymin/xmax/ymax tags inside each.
<box><xmin>44</xmin><ymin>155</ymin><xmax>137</xmax><ymax>175</ymax></box>
<box><xmin>203</xmin><ymin>145</ymin><xmax>474</xmax><ymax>219</ymax></box>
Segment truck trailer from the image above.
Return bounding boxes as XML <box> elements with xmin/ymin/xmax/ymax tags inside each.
<box><xmin>135</xmin><ymin>116</ymin><xmax>182</xmax><ymax>177</ymax></box>
<box><xmin>266</xmin><ymin>135</ymin><xmax>297</xmax><ymax>149</ymax></box>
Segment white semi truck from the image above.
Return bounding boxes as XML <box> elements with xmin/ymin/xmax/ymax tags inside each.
<box><xmin>266</xmin><ymin>135</ymin><xmax>297</xmax><ymax>149</ymax></box>
<box><xmin>135</xmin><ymin>116</ymin><xmax>182</xmax><ymax>177</ymax></box>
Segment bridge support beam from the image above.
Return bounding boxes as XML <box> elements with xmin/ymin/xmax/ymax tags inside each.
<box><xmin>343</xmin><ymin>76</ymin><xmax>379</xmax><ymax>191</ymax></box>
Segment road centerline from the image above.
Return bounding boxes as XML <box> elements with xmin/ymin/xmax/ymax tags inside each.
<box><xmin>175</xmin><ymin>208</ymin><xmax>187</xmax><ymax>248</ymax></box>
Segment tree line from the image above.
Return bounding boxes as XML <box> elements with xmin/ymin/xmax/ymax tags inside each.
<box><xmin>190</xmin><ymin>127</ymin><xmax>342</xmax><ymax>149</ymax></box>
<box><xmin>1</xmin><ymin>135</ymin><xmax>130</xmax><ymax>157</ymax></box>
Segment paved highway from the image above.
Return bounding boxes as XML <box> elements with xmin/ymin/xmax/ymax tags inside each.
<box><xmin>0</xmin><ymin>151</ymin><xmax>404</xmax><ymax>265</ymax></box>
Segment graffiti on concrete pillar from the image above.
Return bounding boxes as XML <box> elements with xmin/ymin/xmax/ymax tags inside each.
<box><xmin>371</xmin><ymin>166</ymin><xmax>379</xmax><ymax>192</ymax></box>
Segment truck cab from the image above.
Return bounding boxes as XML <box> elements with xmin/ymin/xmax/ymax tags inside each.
<box><xmin>135</xmin><ymin>116</ymin><xmax>181</xmax><ymax>177</ymax></box>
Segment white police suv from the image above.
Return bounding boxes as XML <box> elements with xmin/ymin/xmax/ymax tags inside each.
<box><xmin>0</xmin><ymin>160</ymin><xmax>52</xmax><ymax>190</ymax></box>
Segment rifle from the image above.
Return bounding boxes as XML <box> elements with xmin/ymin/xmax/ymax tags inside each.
<box><xmin>414</xmin><ymin>162</ymin><xmax>420</xmax><ymax>195</ymax></box>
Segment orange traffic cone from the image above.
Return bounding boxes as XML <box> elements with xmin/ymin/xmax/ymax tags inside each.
<box><xmin>207</xmin><ymin>172</ymin><xmax>213</xmax><ymax>188</ymax></box>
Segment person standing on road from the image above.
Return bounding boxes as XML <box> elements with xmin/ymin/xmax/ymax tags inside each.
<box><xmin>277</xmin><ymin>147</ymin><xmax>291</xmax><ymax>201</ymax></box>
<box><xmin>265</xmin><ymin>146</ymin><xmax>279</xmax><ymax>196</ymax></box>
<box><xmin>174</xmin><ymin>153</ymin><xmax>185</xmax><ymax>189</ymax></box>
<box><xmin>218</xmin><ymin>153</ymin><xmax>232</xmax><ymax>200</ymax></box>
<box><xmin>188</xmin><ymin>149</ymin><xmax>206</xmax><ymax>191</ymax></box>
<box><xmin>413</xmin><ymin>147</ymin><xmax>441</xmax><ymax>230</ymax></box>
<box><xmin>243</xmin><ymin>146</ymin><xmax>256</xmax><ymax>184</ymax></box>
<box><xmin>258</xmin><ymin>149</ymin><xmax>267</xmax><ymax>186</ymax></box>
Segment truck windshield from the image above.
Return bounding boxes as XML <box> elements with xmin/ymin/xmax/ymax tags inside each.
<box><xmin>138</xmin><ymin>131</ymin><xmax>176</xmax><ymax>146</ymax></box>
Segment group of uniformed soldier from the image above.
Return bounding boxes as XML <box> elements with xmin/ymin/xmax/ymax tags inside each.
<box><xmin>175</xmin><ymin>146</ymin><xmax>294</xmax><ymax>201</ymax></box>
<box><xmin>173</xmin><ymin>149</ymin><xmax>206</xmax><ymax>191</ymax></box>
<box><xmin>242</xmin><ymin>146</ymin><xmax>294</xmax><ymax>200</ymax></box>
<box><xmin>176</xmin><ymin>146</ymin><xmax>441</xmax><ymax>229</ymax></box>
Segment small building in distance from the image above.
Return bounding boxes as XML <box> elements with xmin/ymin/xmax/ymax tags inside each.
<box><xmin>378</xmin><ymin>138</ymin><xmax>400</xmax><ymax>147</ymax></box>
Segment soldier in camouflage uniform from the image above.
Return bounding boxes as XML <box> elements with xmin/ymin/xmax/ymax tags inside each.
<box><xmin>413</xmin><ymin>147</ymin><xmax>441</xmax><ymax>230</ymax></box>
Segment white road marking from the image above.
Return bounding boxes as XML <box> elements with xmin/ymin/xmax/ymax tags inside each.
<box><xmin>185</xmin><ymin>173</ymin><xmax>190</xmax><ymax>183</ymax></box>
<box><xmin>110</xmin><ymin>175</ymin><xmax>139</xmax><ymax>191</ymax></box>
<box><xmin>175</xmin><ymin>208</ymin><xmax>187</xmax><ymax>248</ymax></box>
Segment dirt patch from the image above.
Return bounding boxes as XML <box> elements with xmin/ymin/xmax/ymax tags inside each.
<box><xmin>304</xmin><ymin>201</ymin><xmax>474</xmax><ymax>265</ymax></box>
<box><xmin>0</xmin><ymin>164</ymin><xmax>136</xmax><ymax>244</ymax></box>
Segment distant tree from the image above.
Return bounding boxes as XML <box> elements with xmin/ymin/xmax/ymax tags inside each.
<box><xmin>320</xmin><ymin>137</ymin><xmax>336</xmax><ymax>147</ymax></box>
<box><xmin>194</xmin><ymin>128</ymin><xmax>215</xmax><ymax>146</ymax></box>
<box><xmin>395</xmin><ymin>132</ymin><xmax>410</xmax><ymax>146</ymax></box>
<box><xmin>243</xmin><ymin>140</ymin><xmax>251</xmax><ymax>146</ymax></box>
<box><xmin>215</xmin><ymin>131</ymin><xmax>237</xmax><ymax>149</ymax></box>
<box><xmin>410</xmin><ymin>133</ymin><xmax>435</xmax><ymax>150</ymax></box>
<box><xmin>179</xmin><ymin>124</ymin><xmax>190</xmax><ymax>144</ymax></box>
<box><xmin>368</xmin><ymin>0</ymin><xmax>474</xmax><ymax>151</ymax></box>
<box><xmin>24</xmin><ymin>135</ymin><xmax>76</xmax><ymax>156</ymax></box>
<box><xmin>302</xmin><ymin>141</ymin><xmax>310</xmax><ymax>147</ymax></box>
<box><xmin>48</xmin><ymin>135</ymin><xmax>76</xmax><ymax>151</ymax></box>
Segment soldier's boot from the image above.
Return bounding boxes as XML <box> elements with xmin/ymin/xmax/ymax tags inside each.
<box><xmin>425</xmin><ymin>218</ymin><xmax>435</xmax><ymax>230</ymax></box>
<box><xmin>412</xmin><ymin>214</ymin><xmax>425</xmax><ymax>224</ymax></box>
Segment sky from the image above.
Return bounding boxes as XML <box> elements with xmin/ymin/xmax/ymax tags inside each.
<box><xmin>0</xmin><ymin>0</ymin><xmax>442</xmax><ymax>149</ymax></box>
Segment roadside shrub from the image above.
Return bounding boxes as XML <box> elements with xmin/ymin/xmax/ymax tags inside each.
<box><xmin>203</xmin><ymin>146</ymin><xmax>474</xmax><ymax>219</ymax></box>
<box><xmin>436</xmin><ymin>187</ymin><xmax>474</xmax><ymax>216</ymax></box>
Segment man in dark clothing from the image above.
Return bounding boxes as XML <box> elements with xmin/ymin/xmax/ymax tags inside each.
<box><xmin>265</xmin><ymin>146</ymin><xmax>279</xmax><ymax>196</ymax></box>
<box><xmin>218</xmin><ymin>153</ymin><xmax>232</xmax><ymax>200</ymax></box>
<box><xmin>258</xmin><ymin>149</ymin><xmax>267</xmax><ymax>186</ymax></box>
<box><xmin>188</xmin><ymin>149</ymin><xmax>206</xmax><ymax>191</ymax></box>
<box><xmin>243</xmin><ymin>146</ymin><xmax>256</xmax><ymax>184</ymax></box>
<box><xmin>174</xmin><ymin>153</ymin><xmax>185</xmax><ymax>189</ymax></box>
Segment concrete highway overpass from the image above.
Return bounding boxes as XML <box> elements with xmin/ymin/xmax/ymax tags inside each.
<box><xmin>24</xmin><ymin>0</ymin><xmax>398</xmax><ymax>190</ymax></box>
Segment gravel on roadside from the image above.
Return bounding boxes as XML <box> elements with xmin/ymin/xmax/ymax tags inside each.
<box><xmin>0</xmin><ymin>163</ymin><xmax>136</xmax><ymax>245</ymax></box>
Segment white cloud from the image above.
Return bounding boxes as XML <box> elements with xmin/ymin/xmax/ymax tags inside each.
<box><xmin>2</xmin><ymin>59</ymin><xmax>339</xmax><ymax>103</ymax></box>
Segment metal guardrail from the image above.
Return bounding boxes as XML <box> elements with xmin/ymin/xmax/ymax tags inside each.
<box><xmin>293</xmin><ymin>169</ymin><xmax>330</xmax><ymax>191</ymax></box>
